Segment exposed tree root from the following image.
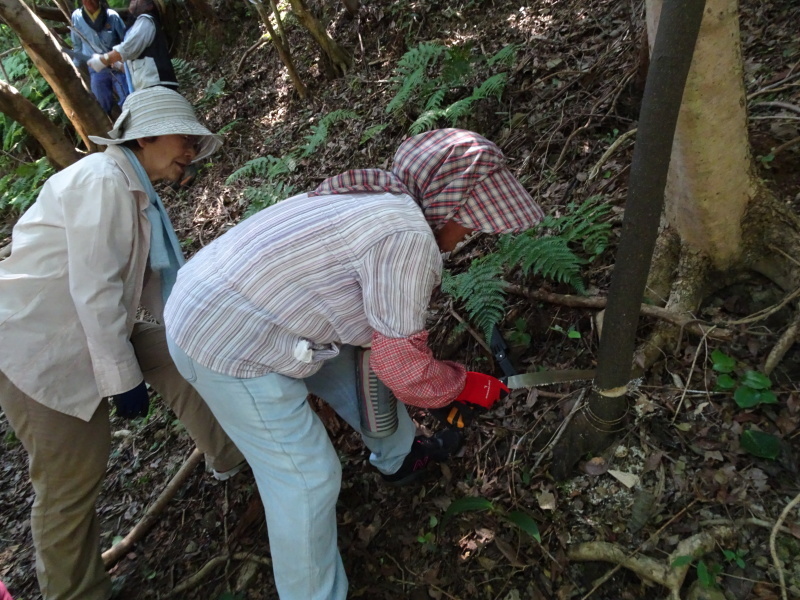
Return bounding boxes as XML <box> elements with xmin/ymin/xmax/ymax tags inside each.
<box><xmin>568</xmin><ymin>525</ymin><xmax>737</xmax><ymax>600</ymax></box>
<box><xmin>102</xmin><ymin>448</ymin><xmax>203</xmax><ymax>568</ymax></box>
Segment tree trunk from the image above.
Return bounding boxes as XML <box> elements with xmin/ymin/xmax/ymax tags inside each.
<box><xmin>0</xmin><ymin>0</ymin><xmax>110</xmax><ymax>151</ymax></box>
<box><xmin>250</xmin><ymin>0</ymin><xmax>308</xmax><ymax>98</ymax></box>
<box><xmin>650</xmin><ymin>0</ymin><xmax>757</xmax><ymax>269</ymax></box>
<box><xmin>0</xmin><ymin>79</ymin><xmax>81</xmax><ymax>170</ymax></box>
<box><xmin>288</xmin><ymin>0</ymin><xmax>352</xmax><ymax>77</ymax></box>
<box><xmin>550</xmin><ymin>0</ymin><xmax>707</xmax><ymax>479</ymax></box>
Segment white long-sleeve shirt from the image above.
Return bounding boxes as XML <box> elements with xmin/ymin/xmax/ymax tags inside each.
<box><xmin>0</xmin><ymin>146</ymin><xmax>163</xmax><ymax>421</ymax></box>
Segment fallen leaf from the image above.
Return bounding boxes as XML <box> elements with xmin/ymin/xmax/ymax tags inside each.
<box><xmin>608</xmin><ymin>469</ymin><xmax>640</xmax><ymax>488</ymax></box>
<box><xmin>537</xmin><ymin>490</ymin><xmax>556</xmax><ymax>510</ymax></box>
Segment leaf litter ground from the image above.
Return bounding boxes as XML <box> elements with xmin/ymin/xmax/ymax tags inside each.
<box><xmin>1</xmin><ymin>0</ymin><xmax>799</xmax><ymax>598</ymax></box>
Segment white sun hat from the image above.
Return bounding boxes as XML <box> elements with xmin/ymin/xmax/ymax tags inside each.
<box><xmin>88</xmin><ymin>87</ymin><xmax>222</xmax><ymax>162</ymax></box>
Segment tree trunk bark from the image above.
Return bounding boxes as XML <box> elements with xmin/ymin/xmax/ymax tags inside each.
<box><xmin>649</xmin><ymin>0</ymin><xmax>757</xmax><ymax>269</ymax></box>
<box><xmin>0</xmin><ymin>79</ymin><xmax>81</xmax><ymax>170</ymax></box>
<box><xmin>551</xmin><ymin>0</ymin><xmax>707</xmax><ymax>479</ymax></box>
<box><xmin>0</xmin><ymin>0</ymin><xmax>110</xmax><ymax>151</ymax></box>
<box><xmin>288</xmin><ymin>0</ymin><xmax>352</xmax><ymax>77</ymax></box>
<box><xmin>249</xmin><ymin>0</ymin><xmax>308</xmax><ymax>98</ymax></box>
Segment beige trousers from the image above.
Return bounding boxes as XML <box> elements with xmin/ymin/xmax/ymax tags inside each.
<box><xmin>0</xmin><ymin>322</ymin><xmax>244</xmax><ymax>600</ymax></box>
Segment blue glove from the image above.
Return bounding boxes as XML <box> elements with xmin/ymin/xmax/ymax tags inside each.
<box><xmin>108</xmin><ymin>381</ymin><xmax>149</xmax><ymax>419</ymax></box>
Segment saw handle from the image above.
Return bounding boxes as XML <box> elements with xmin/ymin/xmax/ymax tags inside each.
<box><xmin>430</xmin><ymin>372</ymin><xmax>509</xmax><ymax>428</ymax></box>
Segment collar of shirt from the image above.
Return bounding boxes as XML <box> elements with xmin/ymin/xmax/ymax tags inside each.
<box><xmin>86</xmin><ymin>7</ymin><xmax>102</xmax><ymax>21</ymax></box>
<box><xmin>105</xmin><ymin>144</ymin><xmax>149</xmax><ymax>209</ymax></box>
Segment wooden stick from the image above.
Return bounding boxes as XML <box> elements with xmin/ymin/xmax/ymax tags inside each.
<box><xmin>102</xmin><ymin>447</ymin><xmax>203</xmax><ymax>567</ymax></box>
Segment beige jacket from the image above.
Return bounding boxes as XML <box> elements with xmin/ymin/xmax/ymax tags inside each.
<box><xmin>0</xmin><ymin>145</ymin><xmax>164</xmax><ymax>421</ymax></box>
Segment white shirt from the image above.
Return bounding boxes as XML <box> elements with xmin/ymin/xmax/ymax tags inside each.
<box><xmin>0</xmin><ymin>145</ymin><xmax>163</xmax><ymax>421</ymax></box>
<box><xmin>165</xmin><ymin>191</ymin><xmax>442</xmax><ymax>379</ymax></box>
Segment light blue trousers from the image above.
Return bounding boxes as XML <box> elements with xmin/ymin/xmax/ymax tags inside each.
<box><xmin>167</xmin><ymin>339</ymin><xmax>416</xmax><ymax>600</ymax></box>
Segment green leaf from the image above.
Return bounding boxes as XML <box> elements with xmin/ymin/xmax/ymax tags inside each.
<box><xmin>671</xmin><ymin>555</ymin><xmax>693</xmax><ymax>567</ymax></box>
<box><xmin>740</xmin><ymin>429</ymin><xmax>781</xmax><ymax>459</ymax></box>
<box><xmin>567</xmin><ymin>328</ymin><xmax>581</xmax><ymax>339</ymax></box>
<box><xmin>504</xmin><ymin>511</ymin><xmax>541</xmax><ymax>542</ymax></box>
<box><xmin>715</xmin><ymin>374</ymin><xmax>736</xmax><ymax>390</ymax></box>
<box><xmin>711</xmin><ymin>349</ymin><xmax>736</xmax><ymax>373</ymax></box>
<box><xmin>733</xmin><ymin>386</ymin><xmax>760</xmax><ymax>408</ymax></box>
<box><xmin>442</xmin><ymin>497</ymin><xmax>494</xmax><ymax>525</ymax></box>
<box><xmin>740</xmin><ymin>370</ymin><xmax>772</xmax><ymax>390</ymax></box>
<box><xmin>733</xmin><ymin>386</ymin><xmax>777</xmax><ymax>408</ymax></box>
<box><xmin>696</xmin><ymin>560</ymin><xmax>715</xmax><ymax>588</ymax></box>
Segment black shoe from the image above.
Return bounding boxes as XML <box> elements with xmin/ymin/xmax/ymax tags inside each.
<box><xmin>381</xmin><ymin>429</ymin><xmax>465</xmax><ymax>486</ymax></box>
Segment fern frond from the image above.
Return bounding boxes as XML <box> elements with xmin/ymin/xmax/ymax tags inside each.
<box><xmin>171</xmin><ymin>58</ymin><xmax>200</xmax><ymax>89</ymax></box>
<box><xmin>498</xmin><ymin>234</ymin><xmax>586</xmax><ymax>293</ymax></box>
<box><xmin>394</xmin><ymin>42</ymin><xmax>446</xmax><ymax>77</ymax></box>
<box><xmin>444</xmin><ymin>255</ymin><xmax>507</xmax><ymax>341</ymax></box>
<box><xmin>386</xmin><ymin>66</ymin><xmax>425</xmax><ymax>115</ymax></box>
<box><xmin>298</xmin><ymin>109</ymin><xmax>359</xmax><ymax>157</ymax></box>
<box><xmin>409</xmin><ymin>109</ymin><xmax>446</xmax><ymax>135</ymax></box>
<box><xmin>538</xmin><ymin>196</ymin><xmax>612</xmax><ymax>258</ymax></box>
<box><xmin>441</xmin><ymin>45</ymin><xmax>473</xmax><ymax>84</ymax></box>
<box><xmin>471</xmin><ymin>72</ymin><xmax>507</xmax><ymax>101</ymax></box>
<box><xmin>443</xmin><ymin>97</ymin><xmax>475</xmax><ymax>125</ymax></box>
<box><xmin>387</xmin><ymin>42</ymin><xmax>446</xmax><ymax>116</ymax></box>
<box><xmin>423</xmin><ymin>88</ymin><xmax>447</xmax><ymax>112</ymax></box>
<box><xmin>226</xmin><ymin>154</ymin><xmax>294</xmax><ymax>184</ymax></box>
<box><xmin>360</xmin><ymin>123</ymin><xmax>389</xmax><ymax>145</ymax></box>
<box><xmin>242</xmin><ymin>181</ymin><xmax>296</xmax><ymax>219</ymax></box>
<box><xmin>486</xmin><ymin>44</ymin><xmax>519</xmax><ymax>67</ymax></box>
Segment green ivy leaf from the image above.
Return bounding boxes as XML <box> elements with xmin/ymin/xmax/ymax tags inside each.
<box><xmin>504</xmin><ymin>511</ymin><xmax>541</xmax><ymax>542</ymax></box>
<box><xmin>740</xmin><ymin>429</ymin><xmax>781</xmax><ymax>459</ymax></box>
<box><xmin>711</xmin><ymin>349</ymin><xmax>736</xmax><ymax>373</ymax></box>
<box><xmin>741</xmin><ymin>370</ymin><xmax>772</xmax><ymax>390</ymax></box>
<box><xmin>715</xmin><ymin>374</ymin><xmax>736</xmax><ymax>390</ymax></box>
<box><xmin>567</xmin><ymin>329</ymin><xmax>581</xmax><ymax>339</ymax></box>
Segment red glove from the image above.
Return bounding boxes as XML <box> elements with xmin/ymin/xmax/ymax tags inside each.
<box><xmin>430</xmin><ymin>372</ymin><xmax>509</xmax><ymax>428</ymax></box>
<box><xmin>455</xmin><ymin>371</ymin><xmax>509</xmax><ymax>408</ymax></box>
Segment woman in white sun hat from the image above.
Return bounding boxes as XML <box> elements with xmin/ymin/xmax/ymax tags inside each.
<box><xmin>0</xmin><ymin>86</ymin><xmax>244</xmax><ymax>600</ymax></box>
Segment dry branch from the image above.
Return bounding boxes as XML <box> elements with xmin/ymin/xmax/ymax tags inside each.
<box><xmin>102</xmin><ymin>447</ymin><xmax>203</xmax><ymax>567</ymax></box>
<box><xmin>502</xmin><ymin>283</ymin><xmax>732</xmax><ymax>340</ymax></box>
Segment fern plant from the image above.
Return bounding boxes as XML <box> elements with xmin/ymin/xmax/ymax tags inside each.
<box><xmin>385</xmin><ymin>42</ymin><xmax>518</xmax><ymax>135</ymax></box>
<box><xmin>171</xmin><ymin>58</ymin><xmax>201</xmax><ymax>90</ymax></box>
<box><xmin>443</xmin><ymin>196</ymin><xmax>612</xmax><ymax>340</ymax></box>
<box><xmin>295</xmin><ymin>109</ymin><xmax>359</xmax><ymax>158</ymax></box>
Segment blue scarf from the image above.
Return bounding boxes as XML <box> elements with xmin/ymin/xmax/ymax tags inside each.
<box><xmin>120</xmin><ymin>146</ymin><xmax>185</xmax><ymax>304</ymax></box>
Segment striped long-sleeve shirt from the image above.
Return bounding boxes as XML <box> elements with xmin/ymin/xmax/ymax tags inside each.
<box><xmin>165</xmin><ymin>191</ymin><xmax>455</xmax><ymax>388</ymax></box>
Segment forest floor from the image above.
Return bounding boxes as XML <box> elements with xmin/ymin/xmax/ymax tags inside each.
<box><xmin>2</xmin><ymin>0</ymin><xmax>800</xmax><ymax>598</ymax></box>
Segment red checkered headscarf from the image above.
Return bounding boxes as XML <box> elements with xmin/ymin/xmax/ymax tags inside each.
<box><xmin>310</xmin><ymin>129</ymin><xmax>544</xmax><ymax>233</ymax></box>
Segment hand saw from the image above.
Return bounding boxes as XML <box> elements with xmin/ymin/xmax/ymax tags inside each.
<box><xmin>501</xmin><ymin>369</ymin><xmax>596</xmax><ymax>389</ymax></box>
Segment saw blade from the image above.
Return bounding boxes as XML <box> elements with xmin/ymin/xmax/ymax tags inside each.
<box><xmin>503</xmin><ymin>369</ymin><xmax>596</xmax><ymax>389</ymax></box>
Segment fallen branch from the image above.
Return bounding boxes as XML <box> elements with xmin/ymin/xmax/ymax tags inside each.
<box><xmin>168</xmin><ymin>552</ymin><xmax>272</xmax><ymax>597</ymax></box>
<box><xmin>102</xmin><ymin>447</ymin><xmax>203</xmax><ymax>567</ymax></box>
<box><xmin>770</xmin><ymin>491</ymin><xmax>800</xmax><ymax>600</ymax></box>
<box><xmin>588</xmin><ymin>128</ymin><xmax>637</xmax><ymax>181</ymax></box>
<box><xmin>502</xmin><ymin>284</ymin><xmax>733</xmax><ymax>340</ymax></box>
<box><xmin>764</xmin><ymin>310</ymin><xmax>800</xmax><ymax>375</ymax></box>
<box><xmin>236</xmin><ymin>36</ymin><xmax>269</xmax><ymax>75</ymax></box>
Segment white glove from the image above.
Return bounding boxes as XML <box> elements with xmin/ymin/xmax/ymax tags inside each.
<box><xmin>87</xmin><ymin>54</ymin><xmax>105</xmax><ymax>72</ymax></box>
